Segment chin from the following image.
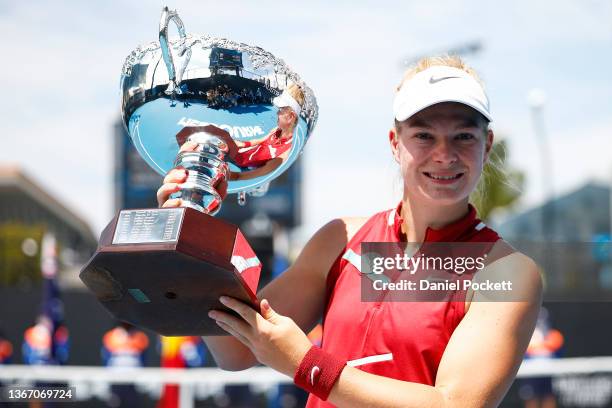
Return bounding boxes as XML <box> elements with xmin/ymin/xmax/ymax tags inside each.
<box><xmin>415</xmin><ymin>187</ymin><xmax>471</xmax><ymax>207</ymax></box>
<box><xmin>426</xmin><ymin>195</ymin><xmax>468</xmax><ymax>207</ymax></box>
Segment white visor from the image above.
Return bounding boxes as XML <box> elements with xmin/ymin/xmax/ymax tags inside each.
<box><xmin>393</xmin><ymin>66</ymin><xmax>492</xmax><ymax>122</ymax></box>
<box><xmin>273</xmin><ymin>90</ymin><xmax>301</xmax><ymax>116</ymax></box>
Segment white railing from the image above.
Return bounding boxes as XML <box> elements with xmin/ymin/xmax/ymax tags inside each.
<box><xmin>2</xmin><ymin>357</ymin><xmax>612</xmax><ymax>408</ymax></box>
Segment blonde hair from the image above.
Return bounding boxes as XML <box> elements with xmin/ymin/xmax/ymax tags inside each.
<box><xmin>396</xmin><ymin>55</ymin><xmax>484</xmax><ymax>92</ymax></box>
<box><xmin>286</xmin><ymin>83</ymin><xmax>305</xmax><ymax>107</ymax></box>
<box><xmin>281</xmin><ymin>83</ymin><xmax>305</xmax><ymax>131</ymax></box>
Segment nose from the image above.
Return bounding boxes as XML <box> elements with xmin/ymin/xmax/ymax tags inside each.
<box><xmin>431</xmin><ymin>138</ymin><xmax>457</xmax><ymax>165</ymax></box>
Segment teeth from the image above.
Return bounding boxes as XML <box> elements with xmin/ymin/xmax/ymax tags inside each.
<box><xmin>426</xmin><ymin>173</ymin><xmax>461</xmax><ymax>180</ymax></box>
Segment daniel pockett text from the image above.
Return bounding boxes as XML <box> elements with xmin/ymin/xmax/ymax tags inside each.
<box><xmin>359</xmin><ymin>242</ymin><xmax>520</xmax><ymax>302</ymax></box>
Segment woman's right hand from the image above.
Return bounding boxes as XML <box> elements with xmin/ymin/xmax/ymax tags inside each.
<box><xmin>156</xmin><ymin>141</ymin><xmax>199</xmax><ymax>208</ymax></box>
<box><xmin>156</xmin><ymin>140</ymin><xmax>229</xmax><ymax>208</ymax></box>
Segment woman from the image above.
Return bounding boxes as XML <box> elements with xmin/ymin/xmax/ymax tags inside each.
<box><xmin>174</xmin><ymin>83</ymin><xmax>303</xmax><ymax>182</ymax></box>
<box><xmin>158</xmin><ymin>56</ymin><xmax>542</xmax><ymax>407</ymax></box>
<box><xmin>232</xmin><ymin>83</ymin><xmax>303</xmax><ymax>168</ymax></box>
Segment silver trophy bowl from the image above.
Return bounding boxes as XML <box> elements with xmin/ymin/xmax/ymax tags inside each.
<box><xmin>120</xmin><ymin>6</ymin><xmax>318</xmax><ymax>214</ymax></box>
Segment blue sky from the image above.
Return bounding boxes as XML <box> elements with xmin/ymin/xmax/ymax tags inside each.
<box><xmin>1</xmin><ymin>0</ymin><xmax>611</xmax><ymax>236</ymax></box>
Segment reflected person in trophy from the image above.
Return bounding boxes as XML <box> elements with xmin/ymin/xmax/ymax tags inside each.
<box><xmin>173</xmin><ymin>83</ymin><xmax>304</xmax><ymax>184</ymax></box>
<box><xmin>232</xmin><ymin>84</ymin><xmax>304</xmax><ymax>171</ymax></box>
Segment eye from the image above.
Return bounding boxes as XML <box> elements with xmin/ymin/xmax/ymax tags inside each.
<box><xmin>455</xmin><ymin>133</ymin><xmax>475</xmax><ymax>141</ymax></box>
<box><xmin>414</xmin><ymin>132</ymin><xmax>433</xmax><ymax>140</ymax></box>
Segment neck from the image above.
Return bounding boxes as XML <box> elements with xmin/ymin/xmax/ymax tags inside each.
<box><xmin>400</xmin><ymin>196</ymin><xmax>470</xmax><ymax>242</ymax></box>
<box><xmin>279</xmin><ymin>121</ymin><xmax>296</xmax><ymax>137</ymax></box>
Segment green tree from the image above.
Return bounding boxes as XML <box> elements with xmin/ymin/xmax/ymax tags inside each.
<box><xmin>471</xmin><ymin>140</ymin><xmax>524</xmax><ymax>221</ymax></box>
<box><xmin>0</xmin><ymin>223</ymin><xmax>45</xmax><ymax>286</ymax></box>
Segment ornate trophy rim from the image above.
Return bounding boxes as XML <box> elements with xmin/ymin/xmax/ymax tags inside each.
<box><xmin>120</xmin><ymin>33</ymin><xmax>319</xmax><ymax>135</ymax></box>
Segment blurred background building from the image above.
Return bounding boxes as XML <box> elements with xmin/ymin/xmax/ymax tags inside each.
<box><xmin>0</xmin><ymin>165</ymin><xmax>97</xmax><ymax>286</ymax></box>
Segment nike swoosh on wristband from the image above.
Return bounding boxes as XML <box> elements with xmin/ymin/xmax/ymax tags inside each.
<box><xmin>310</xmin><ymin>366</ymin><xmax>320</xmax><ymax>385</ymax></box>
<box><xmin>429</xmin><ymin>75</ymin><xmax>460</xmax><ymax>84</ymax></box>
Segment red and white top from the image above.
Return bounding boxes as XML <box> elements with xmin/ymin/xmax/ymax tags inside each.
<box><xmin>233</xmin><ymin>129</ymin><xmax>292</xmax><ymax>168</ymax></box>
<box><xmin>306</xmin><ymin>204</ymin><xmax>501</xmax><ymax>408</ymax></box>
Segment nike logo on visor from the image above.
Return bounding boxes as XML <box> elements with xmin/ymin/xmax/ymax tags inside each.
<box><xmin>429</xmin><ymin>75</ymin><xmax>460</xmax><ymax>84</ymax></box>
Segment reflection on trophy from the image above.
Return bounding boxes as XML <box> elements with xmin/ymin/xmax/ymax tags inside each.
<box><xmin>79</xmin><ymin>7</ymin><xmax>317</xmax><ymax>336</ymax></box>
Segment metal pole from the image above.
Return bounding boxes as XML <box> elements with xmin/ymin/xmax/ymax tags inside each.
<box><xmin>528</xmin><ymin>89</ymin><xmax>555</xmax><ymax>237</ymax></box>
<box><xmin>528</xmin><ymin>89</ymin><xmax>555</xmax><ymax>282</ymax></box>
<box><xmin>179</xmin><ymin>383</ymin><xmax>194</xmax><ymax>408</ymax></box>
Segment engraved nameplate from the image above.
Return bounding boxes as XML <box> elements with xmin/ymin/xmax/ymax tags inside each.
<box><xmin>112</xmin><ymin>208</ymin><xmax>184</xmax><ymax>244</ymax></box>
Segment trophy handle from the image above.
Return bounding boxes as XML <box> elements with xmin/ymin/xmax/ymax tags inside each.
<box><xmin>159</xmin><ymin>6</ymin><xmax>188</xmax><ymax>95</ymax></box>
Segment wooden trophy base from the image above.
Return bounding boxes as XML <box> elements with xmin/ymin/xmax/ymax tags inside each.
<box><xmin>79</xmin><ymin>207</ymin><xmax>261</xmax><ymax>336</ymax></box>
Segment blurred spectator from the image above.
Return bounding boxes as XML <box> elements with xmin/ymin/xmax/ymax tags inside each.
<box><xmin>158</xmin><ymin>336</ymin><xmax>207</xmax><ymax>408</ymax></box>
<box><xmin>518</xmin><ymin>308</ymin><xmax>564</xmax><ymax>408</ymax></box>
<box><xmin>22</xmin><ymin>315</ymin><xmax>69</xmax><ymax>366</ymax></box>
<box><xmin>0</xmin><ymin>328</ymin><xmax>12</xmax><ymax>407</ymax></box>
<box><xmin>205</xmin><ymin>85</ymin><xmax>271</xmax><ymax>109</ymax></box>
<box><xmin>22</xmin><ymin>233</ymin><xmax>69</xmax><ymax>408</ymax></box>
<box><xmin>101</xmin><ymin>321</ymin><xmax>149</xmax><ymax>407</ymax></box>
<box><xmin>23</xmin><ymin>233</ymin><xmax>69</xmax><ymax>366</ymax></box>
<box><xmin>0</xmin><ymin>329</ymin><xmax>12</xmax><ymax>364</ymax></box>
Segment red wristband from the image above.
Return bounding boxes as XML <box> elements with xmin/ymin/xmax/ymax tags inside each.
<box><xmin>242</xmin><ymin>140</ymin><xmax>252</xmax><ymax>147</ymax></box>
<box><xmin>294</xmin><ymin>345</ymin><xmax>346</xmax><ymax>401</ymax></box>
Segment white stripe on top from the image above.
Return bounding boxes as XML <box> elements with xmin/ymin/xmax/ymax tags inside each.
<box><xmin>387</xmin><ymin>209</ymin><xmax>396</xmax><ymax>226</ymax></box>
<box><xmin>347</xmin><ymin>353</ymin><xmax>394</xmax><ymax>367</ymax></box>
<box><xmin>342</xmin><ymin>249</ymin><xmax>361</xmax><ymax>273</ymax></box>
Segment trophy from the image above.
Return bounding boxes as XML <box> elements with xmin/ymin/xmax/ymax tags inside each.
<box><xmin>79</xmin><ymin>7</ymin><xmax>317</xmax><ymax>336</ymax></box>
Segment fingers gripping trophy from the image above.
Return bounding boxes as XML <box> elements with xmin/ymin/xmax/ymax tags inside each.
<box><xmin>80</xmin><ymin>7</ymin><xmax>317</xmax><ymax>336</ymax></box>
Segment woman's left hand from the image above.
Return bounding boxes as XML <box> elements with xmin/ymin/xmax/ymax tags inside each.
<box><xmin>208</xmin><ymin>296</ymin><xmax>313</xmax><ymax>377</ymax></box>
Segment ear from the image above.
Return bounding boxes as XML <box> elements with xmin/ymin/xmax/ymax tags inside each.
<box><xmin>483</xmin><ymin>129</ymin><xmax>494</xmax><ymax>163</ymax></box>
<box><xmin>389</xmin><ymin>128</ymin><xmax>400</xmax><ymax>163</ymax></box>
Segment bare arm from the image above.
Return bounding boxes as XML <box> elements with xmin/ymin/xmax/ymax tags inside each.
<box><xmin>325</xmin><ymin>252</ymin><xmax>543</xmax><ymax>407</ymax></box>
<box><xmin>229</xmin><ymin>157</ymin><xmax>283</xmax><ymax>181</ymax></box>
<box><xmin>204</xmin><ymin>218</ymin><xmax>363</xmax><ymax>370</ymax></box>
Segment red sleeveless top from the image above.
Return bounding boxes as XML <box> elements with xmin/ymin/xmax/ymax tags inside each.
<box><xmin>306</xmin><ymin>204</ymin><xmax>500</xmax><ymax>408</ymax></box>
<box><xmin>233</xmin><ymin>129</ymin><xmax>292</xmax><ymax>168</ymax></box>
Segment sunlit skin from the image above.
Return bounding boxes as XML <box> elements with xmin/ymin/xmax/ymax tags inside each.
<box><xmin>390</xmin><ymin>102</ymin><xmax>494</xmax><ymax>208</ymax></box>
<box><xmin>276</xmin><ymin>106</ymin><xmax>297</xmax><ymax>133</ymax></box>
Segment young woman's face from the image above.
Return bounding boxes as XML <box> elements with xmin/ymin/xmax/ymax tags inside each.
<box><xmin>390</xmin><ymin>102</ymin><xmax>493</xmax><ymax>206</ymax></box>
<box><xmin>277</xmin><ymin>107</ymin><xmax>296</xmax><ymax>131</ymax></box>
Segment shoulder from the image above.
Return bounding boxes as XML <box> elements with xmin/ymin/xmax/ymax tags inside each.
<box><xmin>293</xmin><ymin>207</ymin><xmax>394</xmax><ymax>282</ymax></box>
<box><xmin>486</xmin><ymin>240</ymin><xmax>541</xmax><ymax>277</ymax></box>
<box><xmin>303</xmin><ymin>217</ymin><xmax>368</xmax><ymax>257</ymax></box>
<box><xmin>293</xmin><ymin>216</ymin><xmax>369</xmax><ymax>281</ymax></box>
<box><xmin>338</xmin><ymin>216</ymin><xmax>371</xmax><ymax>241</ymax></box>
<box><xmin>474</xmin><ymin>239</ymin><xmax>543</xmax><ymax>302</ymax></box>
<box><xmin>314</xmin><ymin>206</ymin><xmax>399</xmax><ymax>249</ymax></box>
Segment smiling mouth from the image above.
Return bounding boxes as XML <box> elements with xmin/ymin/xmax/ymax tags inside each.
<box><xmin>423</xmin><ymin>172</ymin><xmax>464</xmax><ymax>181</ymax></box>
